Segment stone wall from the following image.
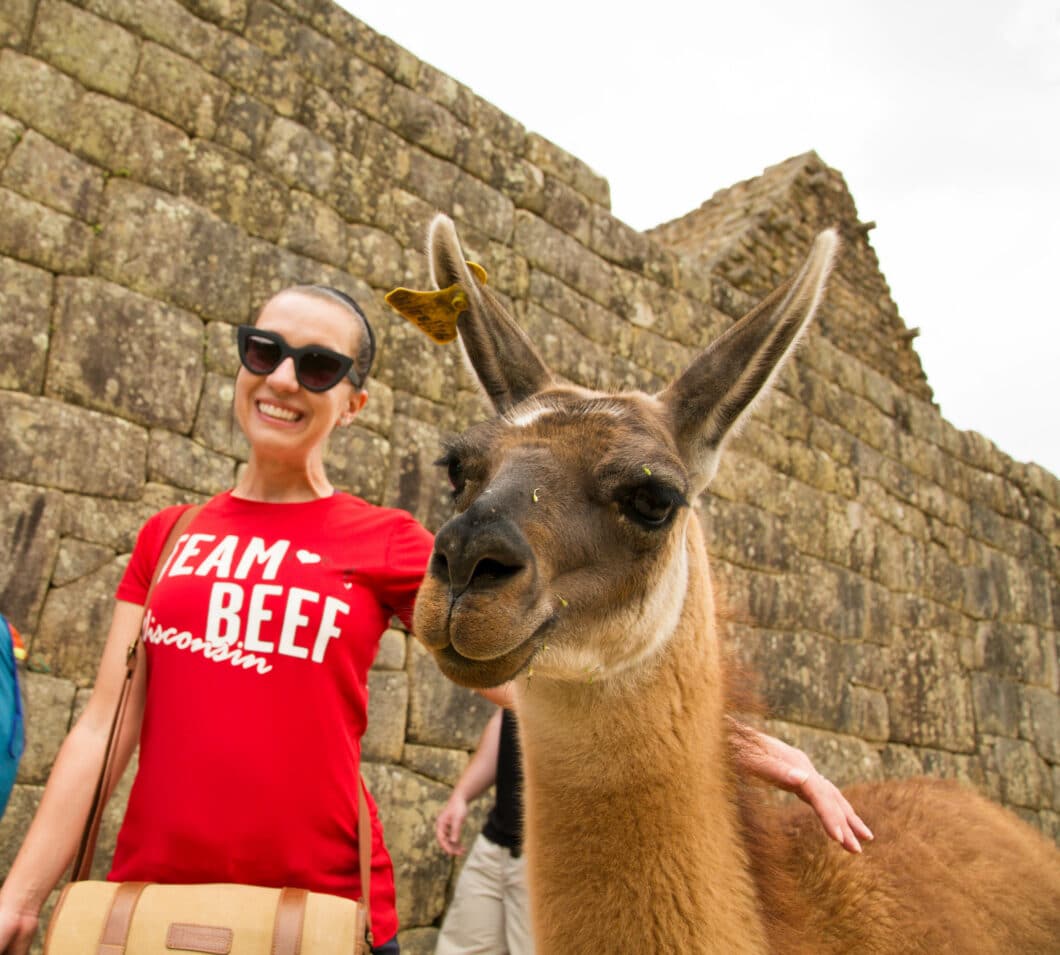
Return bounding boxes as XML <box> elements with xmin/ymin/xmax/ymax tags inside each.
<box><xmin>0</xmin><ymin>1</ymin><xmax>1056</xmax><ymax>950</ymax></box>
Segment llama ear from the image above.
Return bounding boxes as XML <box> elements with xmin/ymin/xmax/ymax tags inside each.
<box><xmin>660</xmin><ymin>229</ymin><xmax>838</xmax><ymax>493</ymax></box>
<box><xmin>426</xmin><ymin>214</ymin><xmax>554</xmax><ymax>412</ymax></box>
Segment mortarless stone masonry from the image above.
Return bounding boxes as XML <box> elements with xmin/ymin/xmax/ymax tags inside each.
<box><xmin>0</xmin><ymin>2</ymin><xmax>1056</xmax><ymax>951</ymax></box>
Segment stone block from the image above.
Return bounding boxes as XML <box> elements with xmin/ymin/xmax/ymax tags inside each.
<box><xmin>345</xmin><ymin>224</ymin><xmax>406</xmax><ymax>291</ymax></box>
<box><xmin>215</xmin><ymin>92</ymin><xmax>273</xmax><ymax>158</ymax></box>
<box><xmin>0</xmin><ymin>0</ymin><xmax>35</xmax><ymax>47</ymax></box>
<box><xmin>280</xmin><ymin>190</ymin><xmax>348</xmax><ymax>267</ymax></box>
<box><xmin>841</xmin><ymin>685</ymin><xmax>890</xmax><ymax>741</ymax></box>
<box><xmin>148</xmin><ymin>430</ymin><xmax>235</xmax><ymax>495</ymax></box>
<box><xmin>588</xmin><ymin>206</ymin><xmax>651</xmax><ymax>274</ymax></box>
<box><xmin>32</xmin><ymin>556</ymin><xmax>127</xmax><ymax>685</ymax></box>
<box><xmin>402</xmin><ymin>744</ymin><xmax>468</xmax><ymax>788</ymax></box>
<box><xmin>736</xmin><ymin>627</ymin><xmax>851</xmax><ymax>729</ymax></box>
<box><xmin>397</xmin><ymin>143</ymin><xmax>458</xmax><ymax>216</ymax></box>
<box><xmin>362</xmin><ymin>669</ymin><xmax>409</xmax><ymax>762</ymax></box>
<box><xmin>976</xmin><ymin>621</ymin><xmax>1057</xmax><ymax>689</ymax></box>
<box><xmin>61</xmin><ymin>483</ymin><xmax>194</xmax><ymax>552</ymax></box>
<box><xmin>181</xmin><ymin>0</ymin><xmax>248</xmax><ymax>31</ymax></box>
<box><xmin>971</xmin><ymin>672</ymin><xmax>1022</xmax><ymax>738</ymax></box>
<box><xmin>373</xmin><ymin>628</ymin><xmax>407</xmax><ymax>671</ymax></box>
<box><xmin>328</xmin><ymin>150</ymin><xmax>382</xmax><ymax>226</ymax></box>
<box><xmin>361</xmin><ymin>762</ymin><xmax>450</xmax><ymax>929</ymax></box>
<box><xmin>17</xmin><ymin>671</ymin><xmax>76</xmax><ymax>783</ymax></box>
<box><xmin>383</xmin><ymin>415</ymin><xmax>453</xmax><ymax>533</ymax></box>
<box><xmin>2</xmin><ymin>129</ymin><xmax>105</xmax><ymax>222</ymax></box>
<box><xmin>406</xmin><ymin>639</ymin><xmax>493</xmax><ymax>750</ymax></box>
<box><xmin>524</xmin><ymin>132</ymin><xmax>609</xmax><ymax>209</ymax></box>
<box><xmin>298</xmin><ymin>83</ymin><xmax>367</xmax><ymax>154</ymax></box>
<box><xmin>414</xmin><ymin>62</ymin><xmax>472</xmax><ymax>124</ymax></box>
<box><xmin>1022</xmin><ymin>686</ymin><xmax>1060</xmax><ymax>763</ymax></box>
<box><xmin>992</xmin><ymin>737</ymin><xmax>1047</xmax><ymax>809</ymax></box>
<box><xmin>372</xmin><ymin>186</ymin><xmax>442</xmax><ymax>250</ymax></box>
<box><xmin>0</xmin><ymin>51</ymin><xmax>83</xmax><ymax>145</ymax></box>
<box><xmin>513</xmin><ymin>210</ymin><xmax>620</xmax><ymax>314</ymax></box>
<box><xmin>456</xmin><ymin>135</ymin><xmax>544</xmax><ymax>215</ymax></box>
<box><xmin>96</xmin><ymin>179</ymin><xmax>253</xmax><ymax>323</ymax></box>
<box><xmin>70</xmin><ymin>93</ymin><xmax>190</xmax><ymax>194</ymax></box>
<box><xmin>193</xmin><ymin>371</ymin><xmax>249</xmax><ymax>460</ymax></box>
<box><xmin>383</xmin><ymin>84</ymin><xmax>461</xmax><ymax>160</ymax></box>
<box><xmin>539</xmin><ymin>174</ymin><xmax>592</xmax><ymax>245</ymax></box>
<box><xmin>325</xmin><ymin>424</ymin><xmax>391</xmax><ymax>507</ymax></box>
<box><xmin>398</xmin><ymin>928</ymin><xmax>439</xmax><ymax>955</ymax></box>
<box><xmin>52</xmin><ymin>538</ymin><xmax>117</xmax><ymax>588</ymax></box>
<box><xmin>46</xmin><ymin>277</ymin><xmax>205</xmax><ymax>430</ymax></box>
<box><xmin>262</xmin><ymin>116</ymin><xmax>337</xmax><ymax>197</ymax></box>
<box><xmin>704</xmin><ymin>497</ymin><xmax>795</xmax><ymax>574</ymax></box>
<box><xmin>183</xmin><ymin>141</ymin><xmax>288</xmax><ymax>241</ymax></box>
<box><xmin>246</xmin><ymin>1</ymin><xmax>344</xmax><ymax>91</ymax></box>
<box><xmin>0</xmin><ymin>482</ymin><xmax>63</xmax><ymax>636</ymax></box>
<box><xmin>130</xmin><ymin>42</ymin><xmax>229</xmax><ymax>139</ymax></box>
<box><xmin>0</xmin><ymin>784</ymin><xmax>43</xmax><ymax>875</ymax></box>
<box><xmin>0</xmin><ymin>394</ymin><xmax>147</xmax><ymax>498</ymax></box>
<box><xmin>0</xmin><ymin>187</ymin><xmax>92</xmax><ymax>274</ymax></box>
<box><xmin>31</xmin><ymin>0</ymin><xmax>140</xmax><ymax>98</ymax></box>
<box><xmin>0</xmin><ymin>113</ymin><xmax>21</xmax><ymax>161</ymax></box>
<box><xmin>339</xmin><ymin>55</ymin><xmax>390</xmax><ymax>121</ymax></box>
<box><xmin>83</xmin><ymin>1</ymin><xmax>214</xmax><ymax>58</ymax></box>
<box><xmin>521</xmin><ymin>302</ymin><xmax>636</xmax><ymax>394</ymax></box>
<box><xmin>452</xmin><ymin>172</ymin><xmax>515</xmax><ymax>244</ymax></box>
<box><xmin>0</xmin><ymin>256</ymin><xmax>51</xmax><ymax>393</ymax></box>
<box><xmin>886</xmin><ymin>630</ymin><xmax>976</xmax><ymax>753</ymax></box>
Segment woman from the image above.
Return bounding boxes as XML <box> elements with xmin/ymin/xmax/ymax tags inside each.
<box><xmin>0</xmin><ymin>286</ymin><xmax>426</xmax><ymax>954</ymax></box>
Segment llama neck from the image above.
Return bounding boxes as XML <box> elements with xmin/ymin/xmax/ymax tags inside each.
<box><xmin>515</xmin><ymin>528</ymin><xmax>769</xmax><ymax>954</ymax></box>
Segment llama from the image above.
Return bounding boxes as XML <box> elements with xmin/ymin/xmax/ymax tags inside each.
<box><xmin>393</xmin><ymin>215</ymin><xmax>1060</xmax><ymax>953</ymax></box>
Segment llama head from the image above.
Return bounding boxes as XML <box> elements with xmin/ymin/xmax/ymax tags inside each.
<box><xmin>405</xmin><ymin>215</ymin><xmax>837</xmax><ymax>689</ymax></box>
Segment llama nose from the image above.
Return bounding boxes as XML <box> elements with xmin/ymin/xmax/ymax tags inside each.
<box><xmin>430</xmin><ymin>515</ymin><xmax>532</xmax><ymax>596</ymax></box>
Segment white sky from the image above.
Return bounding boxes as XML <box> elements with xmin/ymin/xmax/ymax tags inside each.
<box><xmin>337</xmin><ymin>0</ymin><xmax>1060</xmax><ymax>478</ymax></box>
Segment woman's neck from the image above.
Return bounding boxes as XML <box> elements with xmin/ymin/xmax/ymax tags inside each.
<box><xmin>232</xmin><ymin>455</ymin><xmax>334</xmax><ymax>502</ymax></box>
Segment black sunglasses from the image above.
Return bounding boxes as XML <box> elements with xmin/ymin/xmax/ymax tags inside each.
<box><xmin>236</xmin><ymin>325</ymin><xmax>364</xmax><ymax>392</ymax></box>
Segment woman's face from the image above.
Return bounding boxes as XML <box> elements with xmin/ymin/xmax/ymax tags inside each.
<box><xmin>234</xmin><ymin>290</ymin><xmax>368</xmax><ymax>465</ymax></box>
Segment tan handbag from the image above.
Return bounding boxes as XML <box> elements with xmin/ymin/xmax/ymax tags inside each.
<box><xmin>43</xmin><ymin>506</ymin><xmax>374</xmax><ymax>954</ymax></box>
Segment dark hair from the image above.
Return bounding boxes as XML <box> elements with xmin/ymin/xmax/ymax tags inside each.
<box><xmin>294</xmin><ymin>285</ymin><xmax>376</xmax><ymax>387</ymax></box>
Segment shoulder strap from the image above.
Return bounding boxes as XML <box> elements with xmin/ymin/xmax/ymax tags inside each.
<box><xmin>358</xmin><ymin>779</ymin><xmax>373</xmax><ymax>947</ymax></box>
<box><xmin>72</xmin><ymin>505</ymin><xmax>201</xmax><ymax>880</ymax></box>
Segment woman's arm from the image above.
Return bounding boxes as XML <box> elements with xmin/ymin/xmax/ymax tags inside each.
<box><xmin>727</xmin><ymin>718</ymin><xmax>874</xmax><ymax>853</ymax></box>
<box><xmin>434</xmin><ymin>708</ymin><xmax>503</xmax><ymax>857</ymax></box>
<box><xmin>0</xmin><ymin>600</ymin><xmax>148</xmax><ymax>955</ymax></box>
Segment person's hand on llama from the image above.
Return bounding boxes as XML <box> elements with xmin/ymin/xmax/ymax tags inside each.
<box><xmin>728</xmin><ymin>719</ymin><xmax>874</xmax><ymax>853</ymax></box>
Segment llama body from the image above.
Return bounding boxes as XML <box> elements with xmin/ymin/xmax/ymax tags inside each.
<box><xmin>397</xmin><ymin>215</ymin><xmax>1060</xmax><ymax>953</ymax></box>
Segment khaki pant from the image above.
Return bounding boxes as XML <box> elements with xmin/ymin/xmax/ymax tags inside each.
<box><xmin>435</xmin><ymin>834</ymin><xmax>534</xmax><ymax>955</ymax></box>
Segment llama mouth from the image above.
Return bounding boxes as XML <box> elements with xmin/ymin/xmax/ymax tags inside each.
<box><xmin>437</xmin><ymin>637</ymin><xmax>538</xmax><ymax>688</ymax></box>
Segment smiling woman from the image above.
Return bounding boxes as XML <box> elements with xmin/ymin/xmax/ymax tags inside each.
<box><xmin>0</xmin><ymin>286</ymin><xmax>431</xmax><ymax>955</ymax></box>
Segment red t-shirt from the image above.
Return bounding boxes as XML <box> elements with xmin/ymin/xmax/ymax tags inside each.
<box><xmin>110</xmin><ymin>491</ymin><xmax>434</xmax><ymax>944</ymax></box>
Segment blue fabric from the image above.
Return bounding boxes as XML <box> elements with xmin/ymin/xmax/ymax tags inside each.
<box><xmin>0</xmin><ymin>616</ymin><xmax>25</xmax><ymax>818</ymax></box>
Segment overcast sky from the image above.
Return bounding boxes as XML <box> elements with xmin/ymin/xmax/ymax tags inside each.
<box><xmin>338</xmin><ymin>0</ymin><xmax>1060</xmax><ymax>478</ymax></box>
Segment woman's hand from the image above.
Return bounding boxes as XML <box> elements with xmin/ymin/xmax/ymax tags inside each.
<box><xmin>729</xmin><ymin>721</ymin><xmax>874</xmax><ymax>853</ymax></box>
<box><xmin>0</xmin><ymin>905</ymin><xmax>38</xmax><ymax>955</ymax></box>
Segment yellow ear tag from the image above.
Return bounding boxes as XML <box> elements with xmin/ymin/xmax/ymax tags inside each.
<box><xmin>385</xmin><ymin>261</ymin><xmax>488</xmax><ymax>344</ymax></box>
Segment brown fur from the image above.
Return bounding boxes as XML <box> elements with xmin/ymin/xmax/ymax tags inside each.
<box><xmin>407</xmin><ymin>216</ymin><xmax>1060</xmax><ymax>953</ymax></box>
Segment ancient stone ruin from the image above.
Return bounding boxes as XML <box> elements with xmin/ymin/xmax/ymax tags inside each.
<box><xmin>0</xmin><ymin>2</ymin><xmax>1056</xmax><ymax>951</ymax></box>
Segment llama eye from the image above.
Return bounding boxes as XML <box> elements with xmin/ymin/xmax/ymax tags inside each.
<box><xmin>436</xmin><ymin>453</ymin><xmax>466</xmax><ymax>495</ymax></box>
<box><xmin>619</xmin><ymin>483</ymin><xmax>684</xmax><ymax>528</ymax></box>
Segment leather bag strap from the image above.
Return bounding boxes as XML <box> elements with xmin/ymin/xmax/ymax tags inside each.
<box><xmin>97</xmin><ymin>881</ymin><xmax>148</xmax><ymax>954</ymax></box>
<box><xmin>272</xmin><ymin>886</ymin><xmax>307</xmax><ymax>955</ymax></box>
<box><xmin>72</xmin><ymin>505</ymin><xmax>201</xmax><ymax>881</ymax></box>
<box><xmin>357</xmin><ymin>779</ymin><xmax>373</xmax><ymax>947</ymax></box>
